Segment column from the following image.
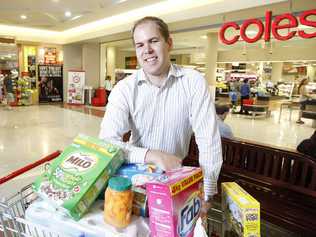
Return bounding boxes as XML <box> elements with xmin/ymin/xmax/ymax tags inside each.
<box><xmin>271</xmin><ymin>62</ymin><xmax>283</xmax><ymax>82</ymax></box>
<box><xmin>307</xmin><ymin>65</ymin><xmax>315</xmax><ymax>81</ymax></box>
<box><xmin>205</xmin><ymin>32</ymin><xmax>218</xmax><ymax>100</ymax></box>
<box><xmin>107</xmin><ymin>46</ymin><xmax>116</xmax><ymax>86</ymax></box>
<box><xmin>82</xmin><ymin>43</ymin><xmax>100</xmax><ymax>88</ymax></box>
<box><xmin>100</xmin><ymin>44</ymin><xmax>107</xmax><ymax>87</ymax></box>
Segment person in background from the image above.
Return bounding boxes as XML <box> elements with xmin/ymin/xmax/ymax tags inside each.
<box><xmin>104</xmin><ymin>75</ymin><xmax>113</xmax><ymax>97</ymax></box>
<box><xmin>99</xmin><ymin>16</ymin><xmax>222</xmax><ymax>223</ymax></box>
<box><xmin>3</xmin><ymin>74</ymin><xmax>14</xmax><ymax>110</ymax></box>
<box><xmin>296</xmin><ymin>77</ymin><xmax>311</xmax><ymax>124</ymax></box>
<box><xmin>0</xmin><ymin>74</ymin><xmax>4</xmax><ymax>103</ymax></box>
<box><xmin>239</xmin><ymin>78</ymin><xmax>250</xmax><ymax>114</ymax></box>
<box><xmin>228</xmin><ymin>90</ymin><xmax>238</xmax><ymax>113</ymax></box>
<box><xmin>215</xmin><ymin>104</ymin><xmax>234</xmax><ymax>139</ymax></box>
<box><xmin>297</xmin><ymin>130</ymin><xmax>316</xmax><ymax>158</ymax></box>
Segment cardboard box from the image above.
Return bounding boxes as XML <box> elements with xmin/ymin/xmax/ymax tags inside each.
<box><xmin>222</xmin><ymin>182</ymin><xmax>260</xmax><ymax>237</ymax></box>
<box><xmin>147</xmin><ymin>167</ymin><xmax>203</xmax><ymax>237</ymax></box>
<box><xmin>33</xmin><ymin>134</ymin><xmax>124</xmax><ymax>220</ymax></box>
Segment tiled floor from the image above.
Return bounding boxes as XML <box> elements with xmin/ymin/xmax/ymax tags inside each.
<box><xmin>0</xmin><ymin>102</ymin><xmax>315</xmax><ymax>197</ymax></box>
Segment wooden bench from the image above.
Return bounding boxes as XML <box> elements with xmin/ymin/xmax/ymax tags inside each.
<box><xmin>183</xmin><ymin>137</ymin><xmax>316</xmax><ymax>236</ymax></box>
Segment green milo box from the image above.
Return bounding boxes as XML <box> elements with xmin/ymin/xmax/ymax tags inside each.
<box><xmin>33</xmin><ymin>134</ymin><xmax>124</xmax><ymax>220</ymax></box>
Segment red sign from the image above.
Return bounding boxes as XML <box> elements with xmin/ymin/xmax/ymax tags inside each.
<box><xmin>219</xmin><ymin>9</ymin><xmax>316</xmax><ymax>45</ymax></box>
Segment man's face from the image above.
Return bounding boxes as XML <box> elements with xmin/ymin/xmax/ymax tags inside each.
<box><xmin>133</xmin><ymin>21</ymin><xmax>172</xmax><ymax>77</ymax></box>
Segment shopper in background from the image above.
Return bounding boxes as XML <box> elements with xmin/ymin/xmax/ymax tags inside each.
<box><xmin>296</xmin><ymin>77</ymin><xmax>311</xmax><ymax>124</ymax></box>
<box><xmin>3</xmin><ymin>74</ymin><xmax>14</xmax><ymax>110</ymax></box>
<box><xmin>99</xmin><ymin>16</ymin><xmax>222</xmax><ymax>222</ymax></box>
<box><xmin>104</xmin><ymin>75</ymin><xmax>113</xmax><ymax>97</ymax></box>
<box><xmin>215</xmin><ymin>104</ymin><xmax>234</xmax><ymax>139</ymax></box>
<box><xmin>239</xmin><ymin>78</ymin><xmax>250</xmax><ymax>114</ymax></box>
<box><xmin>0</xmin><ymin>74</ymin><xmax>4</xmax><ymax>103</ymax></box>
<box><xmin>297</xmin><ymin>130</ymin><xmax>316</xmax><ymax>158</ymax></box>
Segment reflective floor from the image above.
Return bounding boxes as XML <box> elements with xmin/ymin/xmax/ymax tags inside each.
<box><xmin>0</xmin><ymin>102</ymin><xmax>314</xmax><ymax>197</ymax></box>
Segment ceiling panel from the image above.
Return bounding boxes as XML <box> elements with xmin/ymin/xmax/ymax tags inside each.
<box><xmin>0</xmin><ymin>0</ymin><xmax>161</xmax><ymax>31</ymax></box>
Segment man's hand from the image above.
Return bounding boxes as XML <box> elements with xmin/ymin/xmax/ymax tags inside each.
<box><xmin>145</xmin><ymin>150</ymin><xmax>182</xmax><ymax>171</ymax></box>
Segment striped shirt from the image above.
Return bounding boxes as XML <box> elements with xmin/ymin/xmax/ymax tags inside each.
<box><xmin>99</xmin><ymin>64</ymin><xmax>222</xmax><ymax>198</ymax></box>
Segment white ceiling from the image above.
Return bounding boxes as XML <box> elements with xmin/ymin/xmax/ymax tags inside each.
<box><xmin>0</xmin><ymin>0</ymin><xmax>160</xmax><ymax>31</ymax></box>
<box><xmin>0</xmin><ymin>0</ymin><xmax>287</xmax><ymax>44</ymax></box>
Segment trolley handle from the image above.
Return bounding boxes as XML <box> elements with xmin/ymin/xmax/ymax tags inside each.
<box><xmin>0</xmin><ymin>150</ymin><xmax>61</xmax><ymax>185</ymax></box>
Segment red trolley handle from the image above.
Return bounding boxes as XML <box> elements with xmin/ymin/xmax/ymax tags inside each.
<box><xmin>0</xmin><ymin>150</ymin><xmax>61</xmax><ymax>185</ymax></box>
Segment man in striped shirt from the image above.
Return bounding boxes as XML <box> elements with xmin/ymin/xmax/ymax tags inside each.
<box><xmin>99</xmin><ymin>16</ymin><xmax>222</xmax><ymax>209</ymax></box>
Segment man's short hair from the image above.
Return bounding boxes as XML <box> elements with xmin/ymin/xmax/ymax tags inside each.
<box><xmin>132</xmin><ymin>16</ymin><xmax>170</xmax><ymax>42</ymax></box>
<box><xmin>215</xmin><ymin>104</ymin><xmax>230</xmax><ymax>115</ymax></box>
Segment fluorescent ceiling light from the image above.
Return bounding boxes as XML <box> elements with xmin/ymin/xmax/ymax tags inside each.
<box><xmin>20</xmin><ymin>15</ymin><xmax>27</xmax><ymax>20</ymax></box>
<box><xmin>70</xmin><ymin>15</ymin><xmax>82</xmax><ymax>21</ymax></box>
<box><xmin>200</xmin><ymin>35</ymin><xmax>207</xmax><ymax>39</ymax></box>
<box><xmin>298</xmin><ymin>25</ymin><xmax>313</xmax><ymax>30</ymax></box>
<box><xmin>246</xmin><ymin>30</ymin><xmax>258</xmax><ymax>35</ymax></box>
<box><xmin>114</xmin><ymin>0</ymin><xmax>128</xmax><ymax>3</ymax></box>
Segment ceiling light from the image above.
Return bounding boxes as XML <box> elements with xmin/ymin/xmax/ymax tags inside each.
<box><xmin>114</xmin><ymin>0</ymin><xmax>128</xmax><ymax>4</ymax></box>
<box><xmin>200</xmin><ymin>35</ymin><xmax>207</xmax><ymax>39</ymax></box>
<box><xmin>20</xmin><ymin>15</ymin><xmax>27</xmax><ymax>20</ymax></box>
<box><xmin>246</xmin><ymin>30</ymin><xmax>258</xmax><ymax>35</ymax></box>
<box><xmin>70</xmin><ymin>15</ymin><xmax>82</xmax><ymax>21</ymax></box>
<box><xmin>65</xmin><ymin>11</ymin><xmax>72</xmax><ymax>17</ymax></box>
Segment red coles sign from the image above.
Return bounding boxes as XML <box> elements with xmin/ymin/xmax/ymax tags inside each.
<box><xmin>219</xmin><ymin>9</ymin><xmax>316</xmax><ymax>45</ymax></box>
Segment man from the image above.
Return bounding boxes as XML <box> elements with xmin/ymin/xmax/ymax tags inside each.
<box><xmin>215</xmin><ymin>104</ymin><xmax>234</xmax><ymax>139</ymax></box>
<box><xmin>104</xmin><ymin>75</ymin><xmax>113</xmax><ymax>97</ymax></box>
<box><xmin>99</xmin><ymin>16</ymin><xmax>222</xmax><ymax>210</ymax></box>
<box><xmin>3</xmin><ymin>74</ymin><xmax>14</xmax><ymax>110</ymax></box>
<box><xmin>239</xmin><ymin>78</ymin><xmax>250</xmax><ymax>114</ymax></box>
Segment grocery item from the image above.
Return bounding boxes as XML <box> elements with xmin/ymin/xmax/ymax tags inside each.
<box><xmin>147</xmin><ymin>166</ymin><xmax>203</xmax><ymax>237</ymax></box>
<box><xmin>115</xmin><ymin>163</ymin><xmax>163</xmax><ymax>217</ymax></box>
<box><xmin>222</xmin><ymin>182</ymin><xmax>260</xmax><ymax>237</ymax></box>
<box><xmin>104</xmin><ymin>176</ymin><xmax>134</xmax><ymax>228</ymax></box>
<box><xmin>33</xmin><ymin>134</ymin><xmax>124</xmax><ymax>220</ymax></box>
<box><xmin>25</xmin><ymin>199</ymin><xmax>150</xmax><ymax>237</ymax></box>
<box><xmin>115</xmin><ymin>163</ymin><xmax>163</xmax><ymax>187</ymax></box>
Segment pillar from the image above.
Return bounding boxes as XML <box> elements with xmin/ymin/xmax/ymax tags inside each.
<box><xmin>107</xmin><ymin>46</ymin><xmax>116</xmax><ymax>86</ymax></box>
<box><xmin>205</xmin><ymin>32</ymin><xmax>218</xmax><ymax>100</ymax></box>
<box><xmin>100</xmin><ymin>44</ymin><xmax>107</xmax><ymax>87</ymax></box>
<box><xmin>271</xmin><ymin>62</ymin><xmax>283</xmax><ymax>82</ymax></box>
<box><xmin>307</xmin><ymin>65</ymin><xmax>315</xmax><ymax>81</ymax></box>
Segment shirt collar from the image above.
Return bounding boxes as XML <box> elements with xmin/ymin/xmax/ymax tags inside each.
<box><xmin>137</xmin><ymin>64</ymin><xmax>184</xmax><ymax>85</ymax></box>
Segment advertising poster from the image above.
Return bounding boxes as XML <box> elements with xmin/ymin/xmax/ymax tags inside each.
<box><xmin>67</xmin><ymin>70</ymin><xmax>85</xmax><ymax>104</ymax></box>
<box><xmin>38</xmin><ymin>65</ymin><xmax>63</xmax><ymax>103</ymax></box>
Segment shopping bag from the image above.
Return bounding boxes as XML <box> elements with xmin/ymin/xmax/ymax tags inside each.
<box><xmin>194</xmin><ymin>217</ymin><xmax>208</xmax><ymax>237</ymax></box>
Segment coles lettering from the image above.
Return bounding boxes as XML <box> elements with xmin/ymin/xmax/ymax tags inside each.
<box><xmin>220</xmin><ymin>9</ymin><xmax>316</xmax><ymax>45</ymax></box>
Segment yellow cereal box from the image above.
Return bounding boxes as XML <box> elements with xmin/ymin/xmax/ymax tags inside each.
<box><xmin>222</xmin><ymin>182</ymin><xmax>260</xmax><ymax>237</ymax></box>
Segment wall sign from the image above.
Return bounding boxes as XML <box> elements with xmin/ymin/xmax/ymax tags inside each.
<box><xmin>219</xmin><ymin>9</ymin><xmax>316</xmax><ymax>45</ymax></box>
<box><xmin>67</xmin><ymin>70</ymin><xmax>85</xmax><ymax>104</ymax></box>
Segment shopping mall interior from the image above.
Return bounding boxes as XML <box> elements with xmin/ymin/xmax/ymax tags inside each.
<box><xmin>0</xmin><ymin>0</ymin><xmax>316</xmax><ymax>236</ymax></box>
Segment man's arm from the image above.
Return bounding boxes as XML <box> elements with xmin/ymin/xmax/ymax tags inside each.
<box><xmin>99</xmin><ymin>82</ymin><xmax>148</xmax><ymax>164</ymax></box>
<box><xmin>99</xmin><ymin>81</ymin><xmax>182</xmax><ymax>170</ymax></box>
<box><xmin>190</xmin><ymin>74</ymin><xmax>223</xmax><ymax>201</ymax></box>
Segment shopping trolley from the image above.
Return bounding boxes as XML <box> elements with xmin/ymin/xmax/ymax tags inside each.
<box><xmin>0</xmin><ymin>151</ymin><xmax>61</xmax><ymax>237</ymax></box>
<box><xmin>207</xmin><ymin>205</ymin><xmax>224</xmax><ymax>237</ymax></box>
<box><xmin>1</xmin><ymin>150</ymin><xmax>224</xmax><ymax>237</ymax></box>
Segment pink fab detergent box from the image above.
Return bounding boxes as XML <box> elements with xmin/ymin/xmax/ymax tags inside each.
<box><xmin>146</xmin><ymin>167</ymin><xmax>203</xmax><ymax>237</ymax></box>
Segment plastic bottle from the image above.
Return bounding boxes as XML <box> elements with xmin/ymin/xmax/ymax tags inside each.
<box><xmin>104</xmin><ymin>177</ymin><xmax>133</xmax><ymax>228</ymax></box>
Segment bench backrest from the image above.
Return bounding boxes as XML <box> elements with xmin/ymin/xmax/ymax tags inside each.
<box><xmin>184</xmin><ymin>137</ymin><xmax>316</xmax><ymax>198</ymax></box>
